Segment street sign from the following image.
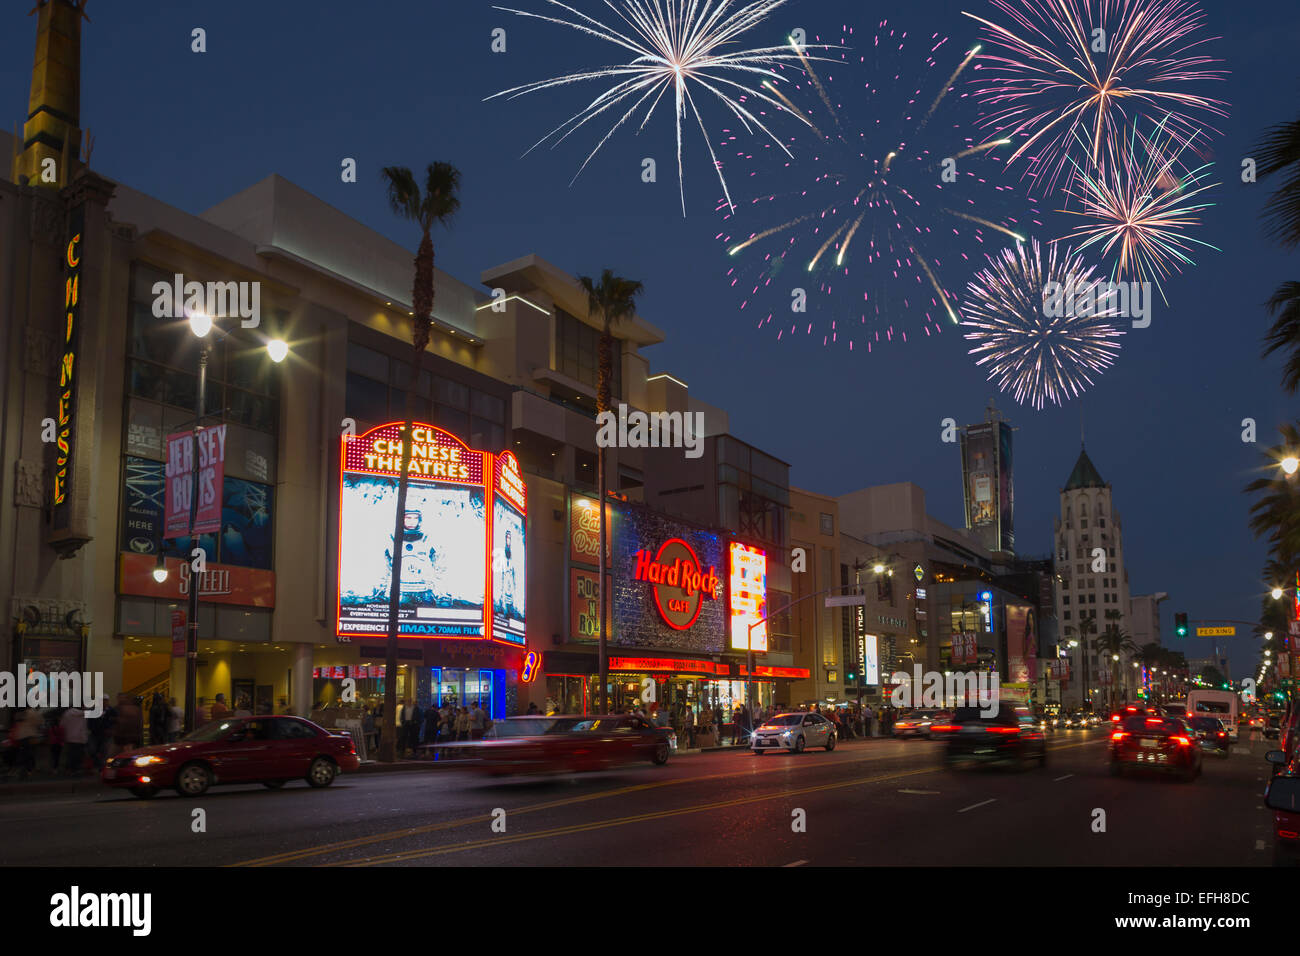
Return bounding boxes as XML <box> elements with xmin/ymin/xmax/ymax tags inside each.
<box><xmin>1195</xmin><ymin>626</ymin><xmax>1235</xmax><ymax>637</ymax></box>
<box><xmin>825</xmin><ymin>595</ymin><xmax>867</xmax><ymax>607</ymax></box>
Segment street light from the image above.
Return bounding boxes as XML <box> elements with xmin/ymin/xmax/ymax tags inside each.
<box><xmin>179</xmin><ymin>309</ymin><xmax>288</xmax><ymax>733</ymax></box>
<box><xmin>1282</xmin><ymin>456</ymin><xmax>1299</xmax><ymax>476</ymax></box>
<box><xmin>1272</xmin><ymin>587</ymin><xmax>1285</xmax><ymax>601</ymax></box>
<box><xmin>1266</xmin><ymin>631</ymin><xmax>1274</xmax><ymax>641</ymax></box>
<box><xmin>151</xmin><ymin>554</ymin><xmax>168</xmax><ymax>584</ymax></box>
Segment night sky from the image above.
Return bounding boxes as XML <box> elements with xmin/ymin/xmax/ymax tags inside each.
<box><xmin>5</xmin><ymin>0</ymin><xmax>1297</xmax><ymax>674</ymax></box>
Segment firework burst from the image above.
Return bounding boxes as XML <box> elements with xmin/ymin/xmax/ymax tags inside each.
<box><xmin>1059</xmin><ymin>116</ymin><xmax>1219</xmax><ymax>295</ymax></box>
<box><xmin>486</xmin><ymin>0</ymin><xmax>832</xmax><ymax>215</ymax></box>
<box><xmin>720</xmin><ymin>22</ymin><xmax>1039</xmax><ymax>351</ymax></box>
<box><xmin>962</xmin><ymin>238</ymin><xmax>1124</xmax><ymax>409</ymax></box>
<box><xmin>964</xmin><ymin>0</ymin><xmax>1228</xmax><ymax>197</ymax></box>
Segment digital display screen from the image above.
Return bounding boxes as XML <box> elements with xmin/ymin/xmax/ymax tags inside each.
<box><xmin>728</xmin><ymin>542</ymin><xmax>767</xmax><ymax>652</ymax></box>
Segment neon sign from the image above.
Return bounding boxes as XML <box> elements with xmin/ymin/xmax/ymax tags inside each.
<box><xmin>336</xmin><ymin>421</ymin><xmax>524</xmax><ymax>644</ymax></box>
<box><xmin>521</xmin><ymin>650</ymin><xmax>540</xmax><ymax>683</ymax></box>
<box><xmin>52</xmin><ymin>230</ymin><xmax>82</xmax><ymax>507</ymax></box>
<box><xmin>728</xmin><ymin>542</ymin><xmax>767</xmax><ymax>652</ymax></box>
<box><xmin>633</xmin><ymin>538</ymin><xmax>719</xmax><ymax>630</ymax></box>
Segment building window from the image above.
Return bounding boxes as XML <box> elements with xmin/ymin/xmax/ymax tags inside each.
<box><xmin>1064</xmin><ymin>611</ymin><xmax>1071</xmax><ymax>620</ymax></box>
<box><xmin>819</xmin><ymin>513</ymin><xmax>834</xmax><ymax>536</ymax></box>
<box><xmin>1062</xmin><ymin>595</ymin><xmax>1070</xmax><ymax>605</ymax></box>
<box><xmin>555</xmin><ymin>307</ymin><xmax>621</xmax><ymax>399</ymax></box>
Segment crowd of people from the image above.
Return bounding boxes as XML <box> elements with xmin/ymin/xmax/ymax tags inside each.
<box><xmin>348</xmin><ymin>699</ymin><xmax>495</xmax><ymax>758</ymax></box>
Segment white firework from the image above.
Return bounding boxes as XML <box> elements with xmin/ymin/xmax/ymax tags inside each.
<box><xmin>487</xmin><ymin>0</ymin><xmax>831</xmax><ymax>215</ymax></box>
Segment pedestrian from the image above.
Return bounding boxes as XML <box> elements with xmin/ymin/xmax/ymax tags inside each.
<box><xmin>399</xmin><ymin>698</ymin><xmax>418</xmax><ymax>757</ymax></box>
<box><xmin>86</xmin><ymin>695</ymin><xmax>116</xmax><ymax>768</ymax></box>
<box><xmin>210</xmin><ymin>694</ymin><xmax>230</xmax><ymax>720</ymax></box>
<box><xmin>683</xmin><ymin>705</ymin><xmax>696</xmax><ymax>748</ymax></box>
<box><xmin>423</xmin><ymin>705</ymin><xmax>440</xmax><ymax>757</ymax></box>
<box><xmin>113</xmin><ymin>694</ymin><xmax>143</xmax><ymax>755</ymax></box>
<box><xmin>526</xmin><ymin>701</ymin><xmax>539</xmax><ymax>715</ymax></box>
<box><xmin>863</xmin><ymin>703</ymin><xmax>875</xmax><ymax>738</ymax></box>
<box><xmin>469</xmin><ymin>701</ymin><xmax>487</xmax><ymax>741</ymax></box>
<box><xmin>60</xmin><ymin>706</ymin><xmax>88</xmax><ymax>775</ymax></box>
<box><xmin>13</xmin><ymin>709</ymin><xmax>42</xmax><ymax>778</ymax></box>
<box><xmin>234</xmin><ymin>695</ymin><xmax>252</xmax><ymax>718</ymax></box>
<box><xmin>47</xmin><ymin>711</ymin><xmax>64</xmax><ymax>771</ymax></box>
<box><xmin>166</xmin><ymin>698</ymin><xmax>183</xmax><ymax>742</ymax></box>
<box><xmin>456</xmin><ymin>706</ymin><xmax>470</xmax><ymax>742</ymax></box>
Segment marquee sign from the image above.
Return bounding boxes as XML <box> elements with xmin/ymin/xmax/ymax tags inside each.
<box><xmin>52</xmin><ymin>222</ymin><xmax>82</xmax><ymax>510</ymax></box>
<box><xmin>632</xmin><ymin>537</ymin><xmax>720</xmax><ymax>630</ymax></box>
<box><xmin>336</xmin><ymin>422</ymin><xmax>524</xmax><ymax>643</ymax></box>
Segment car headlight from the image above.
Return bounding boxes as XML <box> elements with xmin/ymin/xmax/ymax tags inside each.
<box><xmin>782</xmin><ymin>731</ymin><xmax>792</xmax><ymax>738</ymax></box>
<box><xmin>133</xmin><ymin>755</ymin><xmax>164</xmax><ymax>767</ymax></box>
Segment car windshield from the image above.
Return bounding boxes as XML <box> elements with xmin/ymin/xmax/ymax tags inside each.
<box><xmin>954</xmin><ymin>705</ymin><xmax>1016</xmax><ymax>724</ymax></box>
<box><xmin>762</xmin><ymin>715</ymin><xmax>803</xmax><ymax>726</ymax></box>
<box><xmin>1189</xmin><ymin>718</ymin><xmax>1222</xmax><ymax>731</ymax></box>
<box><xmin>182</xmin><ymin>720</ymin><xmax>242</xmax><ymax>742</ymax></box>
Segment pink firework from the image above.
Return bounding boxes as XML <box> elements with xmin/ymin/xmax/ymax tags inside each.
<box><xmin>964</xmin><ymin>0</ymin><xmax>1228</xmax><ymax>197</ymax></box>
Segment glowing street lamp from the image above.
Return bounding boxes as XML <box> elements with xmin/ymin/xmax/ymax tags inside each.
<box><xmin>1272</xmin><ymin>587</ymin><xmax>1285</xmax><ymax>601</ymax></box>
<box><xmin>1282</xmin><ymin>456</ymin><xmax>1299</xmax><ymax>476</ymax></box>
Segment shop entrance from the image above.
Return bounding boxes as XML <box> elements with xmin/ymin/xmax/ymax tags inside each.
<box><xmin>434</xmin><ymin>667</ymin><xmax>502</xmax><ymax>718</ymax></box>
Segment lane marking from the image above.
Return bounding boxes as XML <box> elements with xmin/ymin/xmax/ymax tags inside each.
<box><xmin>784</xmin><ymin>859</ymin><xmax>808</xmax><ymax>867</ymax></box>
<box><xmin>898</xmin><ymin>788</ymin><xmax>940</xmax><ymax>794</ymax></box>
<box><xmin>231</xmin><ymin>737</ymin><xmax>1105</xmax><ymax>867</ymax></box>
<box><xmin>957</xmin><ymin>798</ymin><xmax>996</xmax><ymax>814</ymax></box>
<box><xmin>1053</xmin><ymin>774</ymin><xmax>1073</xmax><ymax>782</ymax></box>
<box><xmin>317</xmin><ymin>766</ymin><xmax>943</xmax><ymax>867</ymax></box>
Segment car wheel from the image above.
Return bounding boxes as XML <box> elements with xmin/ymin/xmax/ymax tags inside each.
<box><xmin>262</xmin><ymin>780</ymin><xmax>286</xmax><ymax>790</ymax></box>
<box><xmin>794</xmin><ymin>735</ymin><xmax>806</xmax><ymax>754</ymax></box>
<box><xmin>825</xmin><ymin>734</ymin><xmax>836</xmax><ymax>752</ymax></box>
<box><xmin>129</xmin><ymin>786</ymin><xmax>158</xmax><ymax>799</ymax></box>
<box><xmin>652</xmin><ymin>742</ymin><xmax>670</xmax><ymax>765</ymax></box>
<box><xmin>752</xmin><ymin>748</ymin><xmax>764</xmax><ymax>756</ymax></box>
<box><xmin>176</xmin><ymin>762</ymin><xmax>212</xmax><ymax>797</ymax></box>
<box><xmin>306</xmin><ymin>757</ymin><xmax>337</xmax><ymax>788</ymax></box>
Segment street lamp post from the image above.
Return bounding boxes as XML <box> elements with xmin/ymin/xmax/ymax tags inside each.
<box><xmin>181</xmin><ymin>312</ymin><xmax>287</xmax><ymax>732</ymax></box>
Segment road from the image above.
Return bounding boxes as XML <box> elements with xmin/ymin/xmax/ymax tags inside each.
<box><xmin>0</xmin><ymin>727</ymin><xmax>1279</xmax><ymax>867</ymax></box>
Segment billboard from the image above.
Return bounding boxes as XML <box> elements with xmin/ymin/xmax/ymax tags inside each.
<box><xmin>728</xmin><ymin>542</ymin><xmax>767</xmax><ymax>652</ymax></box>
<box><xmin>1006</xmin><ymin>604</ymin><xmax>1037</xmax><ymax>683</ymax></box>
<box><xmin>570</xmin><ymin>568</ymin><xmax>610</xmax><ymax>641</ymax></box>
<box><xmin>961</xmin><ymin>419</ymin><xmax>1014</xmax><ymax>554</ymax></box>
<box><xmin>862</xmin><ymin>633</ymin><xmax>880</xmax><ymax>685</ymax></box>
<box><xmin>336</xmin><ymin>422</ymin><xmax>523</xmax><ymax>642</ymax></box>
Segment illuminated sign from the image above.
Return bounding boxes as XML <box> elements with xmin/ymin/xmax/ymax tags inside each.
<box><xmin>728</xmin><ymin>542</ymin><xmax>767</xmax><ymax>652</ymax></box>
<box><xmin>632</xmin><ymin>538</ymin><xmax>719</xmax><ymax>630</ymax></box>
<box><xmin>570</xmin><ymin>567</ymin><xmax>609</xmax><ymax>641</ymax></box>
<box><xmin>913</xmin><ymin>564</ymin><xmax>924</xmax><ymax>582</ymax></box>
<box><xmin>609</xmin><ymin>656</ymin><xmax>719</xmax><ymax>675</ymax></box>
<box><xmin>164</xmin><ymin>425</ymin><xmax>227</xmax><ymax>536</ymax></box>
<box><xmin>52</xmin><ymin>228</ymin><xmax>82</xmax><ymax>508</ymax></box>
<box><xmin>336</xmin><ymin>422</ymin><xmax>523</xmax><ymax>643</ymax></box>
<box><xmin>521</xmin><ymin>650</ymin><xmax>541</xmax><ymax>683</ymax></box>
<box><xmin>862</xmin><ymin>634</ymin><xmax>880</xmax><ymax>685</ymax></box>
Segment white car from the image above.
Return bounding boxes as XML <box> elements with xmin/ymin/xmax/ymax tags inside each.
<box><xmin>751</xmin><ymin>713</ymin><xmax>836</xmax><ymax>754</ymax></box>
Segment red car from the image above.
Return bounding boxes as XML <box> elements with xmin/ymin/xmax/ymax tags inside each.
<box><xmin>1265</xmin><ymin>751</ymin><xmax>1300</xmax><ymax>866</ymax></box>
<box><xmin>1110</xmin><ymin>715</ymin><xmax>1201</xmax><ymax>781</ymax></box>
<box><xmin>436</xmin><ymin>714</ymin><xmax>674</xmax><ymax>775</ymax></box>
<box><xmin>101</xmin><ymin>715</ymin><xmax>359</xmax><ymax>799</ymax></box>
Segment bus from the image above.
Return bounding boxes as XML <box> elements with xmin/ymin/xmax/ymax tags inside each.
<box><xmin>1185</xmin><ymin>689</ymin><xmax>1239</xmax><ymax>742</ymax></box>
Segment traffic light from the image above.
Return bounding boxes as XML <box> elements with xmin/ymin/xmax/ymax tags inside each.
<box><xmin>1174</xmin><ymin>612</ymin><xmax>1188</xmax><ymax>638</ymax></box>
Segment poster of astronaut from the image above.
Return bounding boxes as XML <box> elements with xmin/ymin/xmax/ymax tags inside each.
<box><xmin>338</xmin><ymin>474</ymin><xmax>486</xmax><ymax>636</ymax></box>
<box><xmin>492</xmin><ymin>497</ymin><xmax>526</xmax><ymax>644</ymax></box>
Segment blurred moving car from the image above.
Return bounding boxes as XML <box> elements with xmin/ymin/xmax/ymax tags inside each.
<box><xmin>752</xmin><ymin>712</ymin><xmax>836</xmax><ymax>754</ymax></box>
<box><xmin>1159</xmin><ymin>703</ymin><xmax>1185</xmax><ymax>721</ymax></box>
<box><xmin>101</xmin><ymin>715</ymin><xmax>360</xmax><ymax>798</ymax></box>
<box><xmin>926</xmin><ymin>710</ymin><xmax>960</xmax><ymax>740</ymax></box>
<box><xmin>1265</xmin><ymin>713</ymin><xmax>1284</xmax><ymax>740</ymax></box>
<box><xmin>1110</xmin><ymin>715</ymin><xmax>1202</xmax><ymax>781</ymax></box>
<box><xmin>1187</xmin><ymin>716</ymin><xmax>1231</xmax><ymax>757</ymax></box>
<box><xmin>1265</xmin><ymin>751</ymin><xmax>1300</xmax><ymax>866</ymax></box>
<box><xmin>894</xmin><ymin>709</ymin><xmax>942</xmax><ymax>739</ymax></box>
<box><xmin>944</xmin><ymin>703</ymin><xmax>1047</xmax><ymax>769</ymax></box>
<box><xmin>437</xmin><ymin>714</ymin><xmax>674</xmax><ymax>774</ymax></box>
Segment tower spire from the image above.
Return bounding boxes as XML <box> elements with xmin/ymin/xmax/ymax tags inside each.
<box><xmin>14</xmin><ymin>0</ymin><xmax>89</xmax><ymax>187</ymax></box>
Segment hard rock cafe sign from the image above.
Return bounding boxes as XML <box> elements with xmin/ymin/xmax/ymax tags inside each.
<box><xmin>632</xmin><ymin>538</ymin><xmax>719</xmax><ymax>631</ymax></box>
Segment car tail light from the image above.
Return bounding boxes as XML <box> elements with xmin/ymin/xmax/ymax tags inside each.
<box><xmin>1145</xmin><ymin>717</ymin><xmax>1162</xmax><ymax>725</ymax></box>
<box><xmin>987</xmin><ymin>726</ymin><xmax>1020</xmax><ymax>734</ymax></box>
<box><xmin>1111</xmin><ymin>732</ymin><xmax>1127</xmax><ymax>741</ymax></box>
<box><xmin>1279</xmin><ymin>829</ymin><xmax>1299</xmax><ymax>840</ymax></box>
<box><xmin>1217</xmin><ymin>732</ymin><xmax>1226</xmax><ymax>738</ymax></box>
<box><xmin>931</xmin><ymin>724</ymin><xmax>958</xmax><ymax>732</ymax></box>
<box><xmin>1171</xmin><ymin>736</ymin><xmax>1191</xmax><ymax>746</ymax></box>
<box><xmin>1111</xmin><ymin>715</ymin><xmax>1120</xmax><ymax>722</ymax></box>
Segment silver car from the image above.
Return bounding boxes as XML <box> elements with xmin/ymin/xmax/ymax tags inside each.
<box><xmin>751</xmin><ymin>712</ymin><xmax>837</xmax><ymax>754</ymax></box>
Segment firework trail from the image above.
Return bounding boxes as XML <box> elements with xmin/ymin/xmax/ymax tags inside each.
<box><xmin>962</xmin><ymin>238</ymin><xmax>1124</xmax><ymax>409</ymax></box>
<box><xmin>1059</xmin><ymin>115</ymin><xmax>1219</xmax><ymax>298</ymax></box>
<box><xmin>720</xmin><ymin>21</ymin><xmax>1039</xmax><ymax>352</ymax></box>
<box><xmin>963</xmin><ymin>0</ymin><xmax>1228</xmax><ymax>198</ymax></box>
<box><xmin>486</xmin><ymin>0</ymin><xmax>835</xmax><ymax>215</ymax></box>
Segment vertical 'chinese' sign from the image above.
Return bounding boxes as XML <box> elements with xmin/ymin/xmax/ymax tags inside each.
<box><xmin>165</xmin><ymin>425</ymin><xmax>227</xmax><ymax>536</ymax></box>
<box><xmin>51</xmin><ymin>215</ymin><xmax>83</xmax><ymax>512</ymax></box>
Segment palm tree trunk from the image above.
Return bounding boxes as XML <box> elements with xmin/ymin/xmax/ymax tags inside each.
<box><xmin>380</xmin><ymin>402</ymin><xmax>415</xmax><ymax>763</ymax></box>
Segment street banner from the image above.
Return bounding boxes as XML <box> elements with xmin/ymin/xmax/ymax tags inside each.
<box><xmin>164</xmin><ymin>425</ymin><xmax>227</xmax><ymax>537</ymax></box>
<box><xmin>171</xmin><ymin>608</ymin><xmax>186</xmax><ymax>658</ymax></box>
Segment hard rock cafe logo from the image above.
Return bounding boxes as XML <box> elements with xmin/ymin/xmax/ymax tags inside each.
<box><xmin>633</xmin><ymin>538</ymin><xmax>719</xmax><ymax>631</ymax></box>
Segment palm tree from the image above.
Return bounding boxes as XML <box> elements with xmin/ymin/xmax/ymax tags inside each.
<box><xmin>1254</xmin><ymin>116</ymin><xmax>1300</xmax><ymax>249</ymax></box>
<box><xmin>1244</xmin><ymin>424</ymin><xmax>1300</xmax><ymax>570</ymax></box>
<box><xmin>577</xmin><ymin>270</ymin><xmax>643</xmax><ymax>714</ymax></box>
<box><xmin>1262</xmin><ymin>284</ymin><xmax>1300</xmax><ymax>393</ymax></box>
<box><xmin>376</xmin><ymin>161</ymin><xmax>461</xmax><ymax>762</ymax></box>
<box><xmin>1097</xmin><ymin>615</ymin><xmax>1137</xmax><ymax>710</ymax></box>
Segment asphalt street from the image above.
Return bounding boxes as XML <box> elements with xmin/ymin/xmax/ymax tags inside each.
<box><xmin>0</xmin><ymin>727</ymin><xmax>1278</xmax><ymax>867</ymax></box>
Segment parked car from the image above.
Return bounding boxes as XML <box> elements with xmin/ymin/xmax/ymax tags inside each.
<box><xmin>101</xmin><ymin>715</ymin><xmax>360</xmax><ymax>798</ymax></box>
<box><xmin>1109</xmin><ymin>715</ymin><xmax>1202</xmax><ymax>781</ymax></box>
<box><xmin>436</xmin><ymin>714</ymin><xmax>674</xmax><ymax>774</ymax></box>
<box><xmin>752</xmin><ymin>712</ymin><xmax>836</xmax><ymax>754</ymax></box>
<box><xmin>944</xmin><ymin>703</ymin><xmax>1047</xmax><ymax>770</ymax></box>
<box><xmin>1266</xmin><ymin>751</ymin><xmax>1300</xmax><ymax>866</ymax></box>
